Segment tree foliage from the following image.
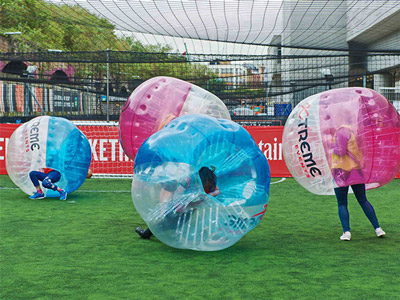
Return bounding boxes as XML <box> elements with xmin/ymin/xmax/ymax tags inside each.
<box><xmin>0</xmin><ymin>0</ymin><xmax>235</xmax><ymax>96</ymax></box>
<box><xmin>0</xmin><ymin>0</ymin><xmax>170</xmax><ymax>52</ymax></box>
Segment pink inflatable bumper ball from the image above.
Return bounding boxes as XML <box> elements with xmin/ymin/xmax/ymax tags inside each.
<box><xmin>119</xmin><ymin>76</ymin><xmax>231</xmax><ymax>160</ymax></box>
<box><xmin>283</xmin><ymin>87</ymin><xmax>400</xmax><ymax>195</ymax></box>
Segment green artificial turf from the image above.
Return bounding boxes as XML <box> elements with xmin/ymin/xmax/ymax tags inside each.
<box><xmin>1</xmin><ymin>175</ymin><xmax>399</xmax><ymax>300</ymax></box>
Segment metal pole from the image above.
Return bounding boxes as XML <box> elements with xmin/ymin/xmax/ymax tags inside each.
<box><xmin>290</xmin><ymin>81</ymin><xmax>296</xmax><ymax>111</ymax></box>
<box><xmin>86</xmin><ymin>90</ymin><xmax>88</xmax><ymax>116</ymax></box>
<box><xmin>43</xmin><ymin>82</ymin><xmax>46</xmax><ymax>111</ymax></box>
<box><xmin>363</xmin><ymin>75</ymin><xmax>367</xmax><ymax>87</ymax></box>
<box><xmin>52</xmin><ymin>85</ymin><xmax>54</xmax><ymax>113</ymax></box>
<box><xmin>24</xmin><ymin>82</ymin><xmax>28</xmax><ymax>116</ymax></box>
<box><xmin>62</xmin><ymin>87</ymin><xmax>65</xmax><ymax>115</ymax></box>
<box><xmin>27</xmin><ymin>85</ymin><xmax>45</xmax><ymax>115</ymax></box>
<box><xmin>106</xmin><ymin>48</ymin><xmax>110</xmax><ymax>122</ymax></box>
<box><xmin>70</xmin><ymin>88</ymin><xmax>73</xmax><ymax>115</ymax></box>
<box><xmin>184</xmin><ymin>43</ymin><xmax>190</xmax><ymax>62</ymax></box>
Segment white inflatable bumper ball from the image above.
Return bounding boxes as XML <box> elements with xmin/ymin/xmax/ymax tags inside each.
<box><xmin>282</xmin><ymin>87</ymin><xmax>400</xmax><ymax>195</ymax></box>
<box><xmin>6</xmin><ymin>116</ymin><xmax>92</xmax><ymax>197</ymax></box>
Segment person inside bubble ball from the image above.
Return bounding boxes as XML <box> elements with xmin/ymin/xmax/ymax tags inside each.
<box><xmin>135</xmin><ymin>166</ymin><xmax>220</xmax><ymax>239</ymax></box>
<box><xmin>29</xmin><ymin>168</ymin><xmax>67</xmax><ymax>200</ymax></box>
<box><xmin>330</xmin><ymin>125</ymin><xmax>385</xmax><ymax>241</ymax></box>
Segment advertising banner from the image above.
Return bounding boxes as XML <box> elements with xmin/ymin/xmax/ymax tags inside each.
<box><xmin>53</xmin><ymin>89</ymin><xmax>80</xmax><ymax>112</ymax></box>
<box><xmin>245</xmin><ymin>126</ymin><xmax>290</xmax><ymax>177</ymax></box>
<box><xmin>78</xmin><ymin>125</ymin><xmax>134</xmax><ymax>176</ymax></box>
<box><xmin>1</xmin><ymin>123</ymin><xmax>399</xmax><ymax>179</ymax></box>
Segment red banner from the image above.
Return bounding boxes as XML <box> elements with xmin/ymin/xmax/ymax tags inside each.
<box><xmin>78</xmin><ymin>125</ymin><xmax>134</xmax><ymax>176</ymax></box>
<box><xmin>1</xmin><ymin>123</ymin><xmax>399</xmax><ymax>178</ymax></box>
<box><xmin>0</xmin><ymin>123</ymin><xmax>135</xmax><ymax>176</ymax></box>
<box><xmin>244</xmin><ymin>126</ymin><xmax>290</xmax><ymax>177</ymax></box>
<box><xmin>0</xmin><ymin>124</ymin><xmax>18</xmax><ymax>174</ymax></box>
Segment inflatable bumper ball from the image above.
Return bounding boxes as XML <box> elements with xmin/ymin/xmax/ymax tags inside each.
<box><xmin>282</xmin><ymin>87</ymin><xmax>400</xmax><ymax>195</ymax></box>
<box><xmin>6</xmin><ymin>116</ymin><xmax>92</xmax><ymax>197</ymax></box>
<box><xmin>132</xmin><ymin>114</ymin><xmax>271</xmax><ymax>251</ymax></box>
<box><xmin>119</xmin><ymin>76</ymin><xmax>231</xmax><ymax>159</ymax></box>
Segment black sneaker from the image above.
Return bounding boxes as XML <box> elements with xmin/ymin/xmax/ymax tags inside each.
<box><xmin>135</xmin><ymin>227</ymin><xmax>145</xmax><ymax>236</ymax></box>
<box><xmin>135</xmin><ymin>227</ymin><xmax>152</xmax><ymax>239</ymax></box>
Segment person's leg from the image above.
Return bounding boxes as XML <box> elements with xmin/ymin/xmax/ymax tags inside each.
<box><xmin>43</xmin><ymin>170</ymin><xmax>67</xmax><ymax>200</ymax></box>
<box><xmin>29</xmin><ymin>171</ymin><xmax>47</xmax><ymax>198</ymax></box>
<box><xmin>42</xmin><ymin>177</ymin><xmax>58</xmax><ymax>191</ymax></box>
<box><xmin>29</xmin><ymin>171</ymin><xmax>47</xmax><ymax>190</ymax></box>
<box><xmin>351</xmin><ymin>184</ymin><xmax>380</xmax><ymax>229</ymax></box>
<box><xmin>44</xmin><ymin>170</ymin><xmax>62</xmax><ymax>191</ymax></box>
<box><xmin>334</xmin><ymin>186</ymin><xmax>350</xmax><ymax>232</ymax></box>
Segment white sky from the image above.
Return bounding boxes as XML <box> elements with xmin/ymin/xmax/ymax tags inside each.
<box><xmin>45</xmin><ymin>0</ymin><xmax>400</xmax><ymax>53</ymax></box>
<box><xmin>115</xmin><ymin>30</ymin><xmax>272</xmax><ymax>55</ymax></box>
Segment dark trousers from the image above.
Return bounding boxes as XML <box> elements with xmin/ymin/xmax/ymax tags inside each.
<box><xmin>334</xmin><ymin>184</ymin><xmax>380</xmax><ymax>232</ymax></box>
<box><xmin>29</xmin><ymin>170</ymin><xmax>61</xmax><ymax>190</ymax></box>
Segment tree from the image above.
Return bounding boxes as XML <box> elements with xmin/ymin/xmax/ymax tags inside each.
<box><xmin>0</xmin><ymin>0</ymin><xmax>223</xmax><ymax>96</ymax></box>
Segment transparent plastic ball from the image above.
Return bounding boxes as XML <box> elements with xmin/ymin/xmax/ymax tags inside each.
<box><xmin>132</xmin><ymin>114</ymin><xmax>270</xmax><ymax>251</ymax></box>
<box><xmin>6</xmin><ymin>116</ymin><xmax>92</xmax><ymax>197</ymax></box>
<box><xmin>282</xmin><ymin>87</ymin><xmax>400</xmax><ymax>195</ymax></box>
<box><xmin>119</xmin><ymin>76</ymin><xmax>231</xmax><ymax>160</ymax></box>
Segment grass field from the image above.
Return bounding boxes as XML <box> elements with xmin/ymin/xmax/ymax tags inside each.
<box><xmin>1</xmin><ymin>175</ymin><xmax>399</xmax><ymax>300</ymax></box>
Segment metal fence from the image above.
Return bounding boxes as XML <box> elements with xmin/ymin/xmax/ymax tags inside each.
<box><xmin>1</xmin><ymin>49</ymin><xmax>399</xmax><ymax>124</ymax></box>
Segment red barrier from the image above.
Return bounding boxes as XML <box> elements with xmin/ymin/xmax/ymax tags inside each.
<box><xmin>0</xmin><ymin>124</ymin><xmax>18</xmax><ymax>174</ymax></box>
<box><xmin>78</xmin><ymin>125</ymin><xmax>134</xmax><ymax>176</ymax></box>
<box><xmin>1</xmin><ymin>123</ymin><xmax>399</xmax><ymax>178</ymax></box>
<box><xmin>244</xmin><ymin>126</ymin><xmax>290</xmax><ymax>177</ymax></box>
<box><xmin>0</xmin><ymin>123</ymin><xmax>135</xmax><ymax>176</ymax></box>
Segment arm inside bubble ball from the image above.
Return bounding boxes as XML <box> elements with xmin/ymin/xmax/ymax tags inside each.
<box><xmin>332</xmin><ymin>127</ymin><xmax>351</xmax><ymax>156</ymax></box>
<box><xmin>158</xmin><ymin>182</ymin><xmax>190</xmax><ymax>215</ymax></box>
<box><xmin>158</xmin><ymin>174</ymin><xmax>220</xmax><ymax>216</ymax></box>
<box><xmin>208</xmin><ymin>186</ymin><xmax>220</xmax><ymax>197</ymax></box>
<box><xmin>159</xmin><ymin>188</ymin><xmax>174</xmax><ymax>203</ymax></box>
<box><xmin>184</xmin><ymin>186</ymin><xmax>220</xmax><ymax>209</ymax></box>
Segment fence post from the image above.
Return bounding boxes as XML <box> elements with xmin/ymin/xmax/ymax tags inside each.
<box><xmin>27</xmin><ymin>85</ymin><xmax>45</xmax><ymax>115</ymax></box>
<box><xmin>70</xmin><ymin>88</ymin><xmax>73</xmax><ymax>115</ymax></box>
<box><xmin>24</xmin><ymin>82</ymin><xmax>28</xmax><ymax>116</ymax></box>
<box><xmin>106</xmin><ymin>48</ymin><xmax>110</xmax><ymax>122</ymax></box>
<box><xmin>62</xmin><ymin>87</ymin><xmax>64</xmax><ymax>115</ymax></box>
<box><xmin>52</xmin><ymin>85</ymin><xmax>54</xmax><ymax>114</ymax></box>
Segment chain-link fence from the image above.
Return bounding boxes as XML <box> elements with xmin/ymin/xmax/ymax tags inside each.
<box><xmin>1</xmin><ymin>49</ymin><xmax>399</xmax><ymax>124</ymax></box>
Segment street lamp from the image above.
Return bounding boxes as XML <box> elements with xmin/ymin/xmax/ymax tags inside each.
<box><xmin>320</xmin><ymin>68</ymin><xmax>334</xmax><ymax>90</ymax></box>
<box><xmin>4</xmin><ymin>32</ymin><xmax>22</xmax><ymax>35</ymax></box>
<box><xmin>21</xmin><ymin>65</ymin><xmax>37</xmax><ymax>78</ymax></box>
<box><xmin>3</xmin><ymin>32</ymin><xmax>22</xmax><ymax>52</ymax></box>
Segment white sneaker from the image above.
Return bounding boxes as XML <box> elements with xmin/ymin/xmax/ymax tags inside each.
<box><xmin>340</xmin><ymin>231</ymin><xmax>351</xmax><ymax>241</ymax></box>
<box><xmin>375</xmin><ymin>227</ymin><xmax>386</xmax><ymax>237</ymax></box>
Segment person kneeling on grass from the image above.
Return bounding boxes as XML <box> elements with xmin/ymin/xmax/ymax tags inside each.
<box><xmin>29</xmin><ymin>168</ymin><xmax>67</xmax><ymax>201</ymax></box>
<box><xmin>136</xmin><ymin>166</ymin><xmax>220</xmax><ymax>239</ymax></box>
